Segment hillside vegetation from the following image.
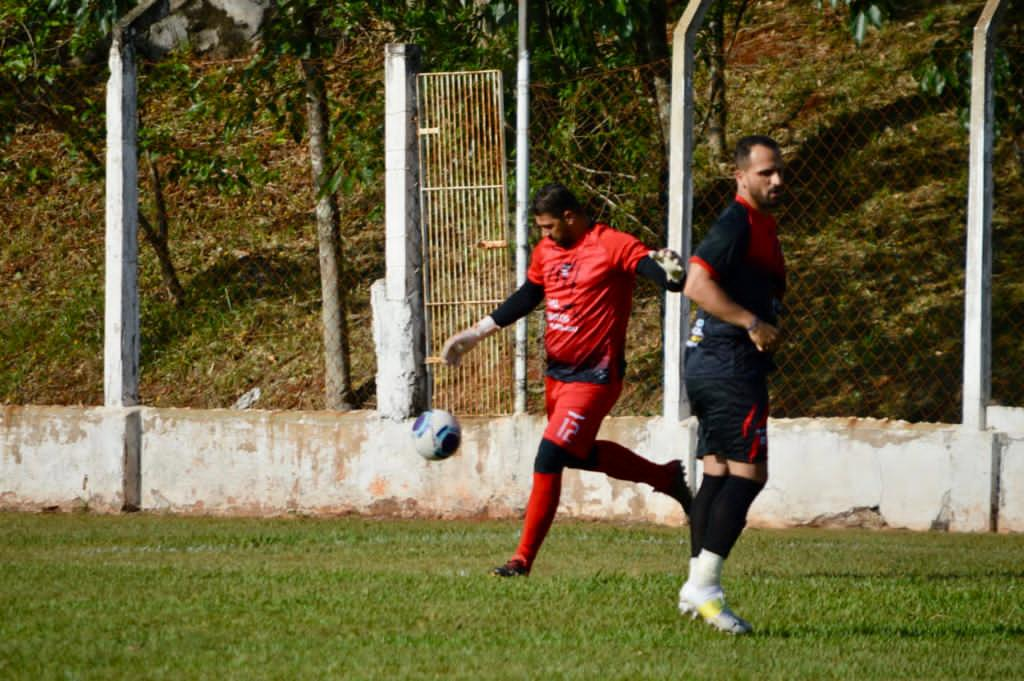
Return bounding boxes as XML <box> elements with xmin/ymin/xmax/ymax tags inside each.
<box><xmin>1</xmin><ymin>0</ymin><xmax>1021</xmax><ymax>421</ymax></box>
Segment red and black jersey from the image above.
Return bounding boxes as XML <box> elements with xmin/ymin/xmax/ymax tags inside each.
<box><xmin>685</xmin><ymin>196</ymin><xmax>787</xmax><ymax>378</ymax></box>
<box><xmin>527</xmin><ymin>222</ymin><xmax>650</xmax><ymax>383</ymax></box>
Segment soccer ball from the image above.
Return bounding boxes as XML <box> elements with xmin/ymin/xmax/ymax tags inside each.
<box><xmin>411</xmin><ymin>409</ymin><xmax>461</xmax><ymax>461</ymax></box>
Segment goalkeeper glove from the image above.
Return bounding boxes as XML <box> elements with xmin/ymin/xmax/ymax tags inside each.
<box><xmin>650</xmin><ymin>248</ymin><xmax>685</xmax><ymax>285</ymax></box>
<box><xmin>440</xmin><ymin>316</ymin><xmax>498</xmax><ymax>367</ymax></box>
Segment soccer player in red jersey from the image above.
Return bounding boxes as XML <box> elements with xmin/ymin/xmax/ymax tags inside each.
<box><xmin>441</xmin><ymin>183</ymin><xmax>691</xmax><ymax>577</ymax></box>
<box><xmin>678</xmin><ymin>136</ymin><xmax>786</xmax><ymax>634</ymax></box>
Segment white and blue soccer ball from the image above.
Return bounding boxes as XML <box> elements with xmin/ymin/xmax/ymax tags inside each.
<box><xmin>411</xmin><ymin>409</ymin><xmax>462</xmax><ymax>461</ymax></box>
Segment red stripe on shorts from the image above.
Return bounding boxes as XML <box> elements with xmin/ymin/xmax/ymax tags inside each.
<box><xmin>741</xmin><ymin>403</ymin><xmax>757</xmax><ymax>438</ymax></box>
<box><xmin>748</xmin><ymin>411</ymin><xmax>768</xmax><ymax>462</ymax></box>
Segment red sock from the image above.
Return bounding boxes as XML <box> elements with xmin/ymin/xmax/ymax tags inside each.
<box><xmin>593</xmin><ymin>440</ymin><xmax>676</xmax><ymax>493</ymax></box>
<box><xmin>512</xmin><ymin>472</ymin><xmax>562</xmax><ymax>568</ymax></box>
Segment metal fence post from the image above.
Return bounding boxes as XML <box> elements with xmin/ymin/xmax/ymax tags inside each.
<box><xmin>963</xmin><ymin>0</ymin><xmax>1007</xmax><ymax>430</ymax></box>
<box><xmin>375</xmin><ymin>43</ymin><xmax>427</xmax><ymax>420</ymax></box>
<box><xmin>514</xmin><ymin>0</ymin><xmax>530</xmax><ymax>415</ymax></box>
<box><xmin>664</xmin><ymin>0</ymin><xmax>714</xmax><ymax>422</ymax></box>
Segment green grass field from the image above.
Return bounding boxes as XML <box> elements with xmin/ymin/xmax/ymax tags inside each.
<box><xmin>1</xmin><ymin>512</ymin><xmax>1021</xmax><ymax>680</ymax></box>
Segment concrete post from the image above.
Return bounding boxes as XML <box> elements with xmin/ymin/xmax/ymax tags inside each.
<box><xmin>664</xmin><ymin>0</ymin><xmax>715</xmax><ymax>423</ymax></box>
<box><xmin>104</xmin><ymin>0</ymin><xmax>166</xmax><ymax>511</ymax></box>
<box><xmin>962</xmin><ymin>0</ymin><xmax>1006</xmax><ymax>430</ymax></box>
<box><xmin>103</xmin><ymin>0</ymin><xmax>167</xmax><ymax>408</ymax></box>
<box><xmin>104</xmin><ymin>25</ymin><xmax>141</xmax><ymax>408</ymax></box>
<box><xmin>375</xmin><ymin>44</ymin><xmax>427</xmax><ymax>420</ymax></box>
<box><xmin>122</xmin><ymin>408</ymin><xmax>142</xmax><ymax>510</ymax></box>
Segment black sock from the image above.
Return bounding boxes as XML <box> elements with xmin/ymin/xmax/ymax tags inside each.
<box><xmin>689</xmin><ymin>474</ymin><xmax>728</xmax><ymax>559</ymax></box>
<box><xmin>702</xmin><ymin>476</ymin><xmax>765</xmax><ymax>559</ymax></box>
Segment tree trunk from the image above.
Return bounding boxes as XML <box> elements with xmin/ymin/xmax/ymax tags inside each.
<box><xmin>301</xmin><ymin>57</ymin><xmax>353</xmax><ymax>411</ymax></box>
<box><xmin>652</xmin><ymin>71</ymin><xmax>672</xmax><ymax>158</ymax></box>
<box><xmin>707</xmin><ymin>2</ymin><xmax>728</xmax><ymax>163</ymax></box>
<box><xmin>141</xmin><ymin>154</ymin><xmax>186</xmax><ymax>306</ymax></box>
<box><xmin>637</xmin><ymin>1</ymin><xmax>672</xmax><ymax>156</ymax></box>
<box><xmin>15</xmin><ymin>80</ymin><xmax>188</xmax><ymax>305</ymax></box>
<box><xmin>630</xmin><ymin>1</ymin><xmax>673</xmax><ymax>245</ymax></box>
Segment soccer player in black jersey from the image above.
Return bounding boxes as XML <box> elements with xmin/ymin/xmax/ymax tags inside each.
<box><xmin>677</xmin><ymin>135</ymin><xmax>786</xmax><ymax>634</ymax></box>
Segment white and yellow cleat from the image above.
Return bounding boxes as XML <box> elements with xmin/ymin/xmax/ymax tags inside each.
<box><xmin>678</xmin><ymin>582</ymin><xmax>753</xmax><ymax>635</ymax></box>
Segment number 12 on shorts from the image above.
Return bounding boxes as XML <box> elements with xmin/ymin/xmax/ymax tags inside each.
<box><xmin>557</xmin><ymin>410</ymin><xmax>586</xmax><ymax>444</ymax></box>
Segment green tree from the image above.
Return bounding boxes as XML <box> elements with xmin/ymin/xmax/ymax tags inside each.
<box><xmin>816</xmin><ymin>0</ymin><xmax>893</xmax><ymax>45</ymax></box>
<box><xmin>0</xmin><ymin>0</ymin><xmax>186</xmax><ymax>304</ymax></box>
<box><xmin>0</xmin><ymin>0</ymin><xmax>111</xmax><ymax>156</ymax></box>
<box><xmin>231</xmin><ymin>0</ymin><xmax>491</xmax><ymax>409</ymax></box>
<box><xmin>915</xmin><ymin>3</ymin><xmax>1024</xmax><ymax>173</ymax></box>
<box><xmin>235</xmin><ymin>0</ymin><xmax>377</xmax><ymax>410</ymax></box>
<box><xmin>696</xmin><ymin>0</ymin><xmax>754</xmax><ymax>163</ymax></box>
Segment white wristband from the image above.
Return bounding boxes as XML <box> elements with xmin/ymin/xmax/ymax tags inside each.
<box><xmin>475</xmin><ymin>316</ymin><xmax>498</xmax><ymax>337</ymax></box>
<box><xmin>746</xmin><ymin>318</ymin><xmax>760</xmax><ymax>333</ymax></box>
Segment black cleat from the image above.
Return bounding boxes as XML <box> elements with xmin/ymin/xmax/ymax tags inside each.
<box><xmin>669</xmin><ymin>460</ymin><xmax>692</xmax><ymax>516</ymax></box>
<box><xmin>490</xmin><ymin>559</ymin><xmax>530</xmax><ymax>577</ymax></box>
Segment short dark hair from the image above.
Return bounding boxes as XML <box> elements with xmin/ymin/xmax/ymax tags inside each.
<box><xmin>531</xmin><ymin>183</ymin><xmax>582</xmax><ymax>216</ymax></box>
<box><xmin>735</xmin><ymin>135</ymin><xmax>781</xmax><ymax>169</ymax></box>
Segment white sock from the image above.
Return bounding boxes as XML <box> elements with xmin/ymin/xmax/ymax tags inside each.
<box><xmin>685</xmin><ymin>557</ymin><xmax>698</xmax><ymax>584</ymax></box>
<box><xmin>692</xmin><ymin>549</ymin><xmax>724</xmax><ymax>590</ymax></box>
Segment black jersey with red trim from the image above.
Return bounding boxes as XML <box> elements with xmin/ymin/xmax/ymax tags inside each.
<box><xmin>685</xmin><ymin>196</ymin><xmax>786</xmax><ymax>378</ymax></box>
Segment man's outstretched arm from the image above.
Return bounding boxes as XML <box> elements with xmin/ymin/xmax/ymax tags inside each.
<box><xmin>440</xmin><ymin>281</ymin><xmax>544</xmax><ymax>366</ymax></box>
<box><xmin>637</xmin><ymin>248</ymin><xmax>685</xmax><ymax>292</ymax></box>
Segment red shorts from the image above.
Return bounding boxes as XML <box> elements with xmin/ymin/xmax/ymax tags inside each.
<box><xmin>542</xmin><ymin>377</ymin><xmax>622</xmax><ymax>458</ymax></box>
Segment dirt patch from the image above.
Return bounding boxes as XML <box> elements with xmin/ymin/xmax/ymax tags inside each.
<box><xmin>803</xmin><ymin>506</ymin><xmax>887</xmax><ymax>529</ymax></box>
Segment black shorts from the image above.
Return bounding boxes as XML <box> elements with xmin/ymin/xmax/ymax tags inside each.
<box><xmin>686</xmin><ymin>376</ymin><xmax>769</xmax><ymax>463</ymax></box>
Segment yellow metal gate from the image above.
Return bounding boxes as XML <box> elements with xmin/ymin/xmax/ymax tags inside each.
<box><xmin>417</xmin><ymin>70</ymin><xmax>513</xmax><ymax>415</ymax></box>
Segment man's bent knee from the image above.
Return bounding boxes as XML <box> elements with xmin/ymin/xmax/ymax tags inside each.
<box><xmin>535</xmin><ymin>438</ymin><xmax>598</xmax><ymax>473</ymax></box>
<box><xmin>726</xmin><ymin>460</ymin><xmax>768</xmax><ymax>484</ymax></box>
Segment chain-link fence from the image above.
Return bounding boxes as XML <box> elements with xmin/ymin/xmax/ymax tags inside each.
<box><xmin>4</xmin><ymin>5</ymin><xmax>1019</xmax><ymax>422</ymax></box>
<box><xmin>991</xmin><ymin>26</ymin><xmax>1024</xmax><ymax>410</ymax></box>
<box><xmin>129</xmin><ymin>50</ymin><xmax>387</xmax><ymax>411</ymax></box>
<box><xmin>529</xmin><ymin>11</ymin><xmax>1009</xmax><ymax>423</ymax></box>
<box><xmin>526</xmin><ymin>62</ymin><xmax>669</xmax><ymax>415</ymax></box>
<box><xmin>0</xmin><ymin>60</ymin><xmax>112</xmax><ymax>408</ymax></box>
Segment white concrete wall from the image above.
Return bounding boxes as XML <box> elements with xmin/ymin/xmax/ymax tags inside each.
<box><xmin>759</xmin><ymin>419</ymin><xmax>996</xmax><ymax>531</ymax></box>
<box><xmin>998</xmin><ymin>433</ymin><xmax>1024</xmax><ymax>532</ymax></box>
<box><xmin>1</xmin><ymin>406</ymin><xmax>1021</xmax><ymax>532</ymax></box>
<box><xmin>136</xmin><ymin>409</ymin><xmax>689</xmax><ymax>524</ymax></box>
<box><xmin>988</xmin><ymin>405</ymin><xmax>1024</xmax><ymax>432</ymax></box>
<box><xmin>0</xmin><ymin>407</ymin><xmax>129</xmax><ymax>512</ymax></box>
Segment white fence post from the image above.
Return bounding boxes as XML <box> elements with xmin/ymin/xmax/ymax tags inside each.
<box><xmin>374</xmin><ymin>43</ymin><xmax>427</xmax><ymax>420</ymax></box>
<box><xmin>105</xmin><ymin>0</ymin><xmax>166</xmax><ymax>510</ymax></box>
<box><xmin>514</xmin><ymin>0</ymin><xmax>530</xmax><ymax>415</ymax></box>
<box><xmin>664</xmin><ymin>0</ymin><xmax>715</xmax><ymax>423</ymax></box>
<box><xmin>962</xmin><ymin>0</ymin><xmax>1007</xmax><ymax>430</ymax></box>
<box><xmin>104</xmin><ymin>21</ymin><xmax>141</xmax><ymax>408</ymax></box>
<box><xmin>104</xmin><ymin>0</ymin><xmax>167</xmax><ymax>408</ymax></box>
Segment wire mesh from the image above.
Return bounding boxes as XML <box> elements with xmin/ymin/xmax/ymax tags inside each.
<box><xmin>133</xmin><ymin>49</ymin><xmax>387</xmax><ymax>411</ymax></box>
<box><xmin>5</xmin><ymin>6</ymin><xmax>1019</xmax><ymax>422</ymax></box>
<box><xmin>724</xmin><ymin>56</ymin><xmax>970</xmax><ymax>422</ymax></box>
<box><xmin>528</xmin><ymin>12</ymin><xmax>994</xmax><ymax>422</ymax></box>
<box><xmin>527</xmin><ymin>63</ymin><xmax>669</xmax><ymax>416</ymax></box>
<box><xmin>417</xmin><ymin>70</ymin><xmax>514</xmax><ymax>415</ymax></box>
<box><xmin>991</xmin><ymin>25</ymin><xmax>1024</xmax><ymax>409</ymax></box>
